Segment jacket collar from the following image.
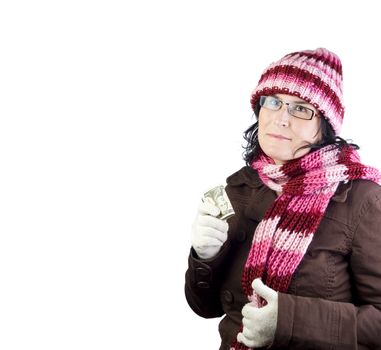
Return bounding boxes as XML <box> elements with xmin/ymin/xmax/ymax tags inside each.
<box><xmin>226</xmin><ymin>166</ymin><xmax>262</xmax><ymax>188</ymax></box>
<box><xmin>227</xmin><ymin>167</ymin><xmax>276</xmax><ymax>221</ymax></box>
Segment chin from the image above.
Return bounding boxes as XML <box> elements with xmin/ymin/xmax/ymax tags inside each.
<box><xmin>262</xmin><ymin>149</ymin><xmax>289</xmax><ymax>164</ymax></box>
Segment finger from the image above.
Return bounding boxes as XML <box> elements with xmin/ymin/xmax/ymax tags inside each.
<box><xmin>198</xmin><ymin>201</ymin><xmax>220</xmax><ymax>217</ymax></box>
<box><xmin>198</xmin><ymin>215</ymin><xmax>229</xmax><ymax>233</ymax></box>
<box><xmin>242</xmin><ymin>305</ymin><xmax>268</xmax><ymax>328</ymax></box>
<box><xmin>252</xmin><ymin>278</ymin><xmax>277</xmax><ymax>302</ymax></box>
<box><xmin>197</xmin><ymin>226</ymin><xmax>227</xmax><ymax>243</ymax></box>
<box><xmin>194</xmin><ymin>234</ymin><xmax>224</xmax><ymax>248</ymax></box>
<box><xmin>237</xmin><ymin>332</ymin><xmax>255</xmax><ymax>348</ymax></box>
<box><xmin>241</xmin><ymin>303</ymin><xmax>256</xmax><ymax>319</ymax></box>
<box><xmin>242</xmin><ymin>326</ymin><xmax>255</xmax><ymax>340</ymax></box>
<box><xmin>242</xmin><ymin>316</ymin><xmax>251</xmax><ymax>329</ymax></box>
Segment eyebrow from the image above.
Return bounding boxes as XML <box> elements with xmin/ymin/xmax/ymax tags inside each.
<box><xmin>273</xmin><ymin>94</ymin><xmax>309</xmax><ymax>104</ymax></box>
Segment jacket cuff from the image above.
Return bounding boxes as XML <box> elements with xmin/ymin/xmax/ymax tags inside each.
<box><xmin>271</xmin><ymin>292</ymin><xmax>295</xmax><ymax>347</ymax></box>
<box><xmin>187</xmin><ymin>244</ymin><xmax>230</xmax><ymax>289</ymax></box>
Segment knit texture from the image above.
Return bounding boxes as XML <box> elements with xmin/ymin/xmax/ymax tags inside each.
<box><xmin>230</xmin><ymin>145</ymin><xmax>381</xmax><ymax>350</ymax></box>
<box><xmin>251</xmin><ymin>48</ymin><xmax>344</xmax><ymax>134</ymax></box>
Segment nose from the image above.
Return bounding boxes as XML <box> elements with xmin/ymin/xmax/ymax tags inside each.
<box><xmin>274</xmin><ymin>105</ymin><xmax>290</xmax><ymax>127</ymax></box>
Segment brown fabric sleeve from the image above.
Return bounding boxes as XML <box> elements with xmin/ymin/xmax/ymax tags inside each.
<box><xmin>271</xmin><ymin>188</ymin><xmax>381</xmax><ymax>349</ymax></box>
<box><xmin>273</xmin><ymin>293</ymin><xmax>358</xmax><ymax>349</ymax></box>
<box><xmin>184</xmin><ymin>246</ymin><xmax>230</xmax><ymax>319</ymax></box>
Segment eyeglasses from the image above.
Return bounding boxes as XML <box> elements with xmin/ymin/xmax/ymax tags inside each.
<box><xmin>259</xmin><ymin>96</ymin><xmax>318</xmax><ymax>120</ymax></box>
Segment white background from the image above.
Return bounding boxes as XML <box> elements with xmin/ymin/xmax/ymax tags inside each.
<box><xmin>1</xmin><ymin>1</ymin><xmax>380</xmax><ymax>349</ymax></box>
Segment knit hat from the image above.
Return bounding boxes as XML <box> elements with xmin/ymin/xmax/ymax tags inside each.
<box><xmin>251</xmin><ymin>48</ymin><xmax>344</xmax><ymax>134</ymax></box>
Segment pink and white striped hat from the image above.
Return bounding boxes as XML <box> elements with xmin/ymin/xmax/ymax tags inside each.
<box><xmin>251</xmin><ymin>48</ymin><xmax>344</xmax><ymax>134</ymax></box>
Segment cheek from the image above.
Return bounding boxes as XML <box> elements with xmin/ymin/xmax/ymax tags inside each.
<box><xmin>258</xmin><ymin>114</ymin><xmax>270</xmax><ymax>135</ymax></box>
<box><xmin>294</xmin><ymin>120</ymin><xmax>321</xmax><ymax>143</ymax></box>
<box><xmin>257</xmin><ymin>119</ymin><xmax>269</xmax><ymax>145</ymax></box>
<box><xmin>308</xmin><ymin>126</ymin><xmax>322</xmax><ymax>143</ymax></box>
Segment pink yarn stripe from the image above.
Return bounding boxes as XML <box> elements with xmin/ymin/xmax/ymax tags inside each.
<box><xmin>277</xmin><ymin>49</ymin><xmax>342</xmax><ymax>75</ymax></box>
<box><xmin>265</xmin><ymin>56</ymin><xmax>343</xmax><ymax>93</ymax></box>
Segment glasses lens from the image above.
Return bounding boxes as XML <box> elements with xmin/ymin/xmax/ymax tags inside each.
<box><xmin>260</xmin><ymin>96</ymin><xmax>281</xmax><ymax>110</ymax></box>
<box><xmin>289</xmin><ymin>104</ymin><xmax>314</xmax><ymax>120</ymax></box>
<box><xmin>259</xmin><ymin>96</ymin><xmax>266</xmax><ymax>106</ymax></box>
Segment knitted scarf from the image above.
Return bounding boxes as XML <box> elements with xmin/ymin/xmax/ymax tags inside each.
<box><xmin>230</xmin><ymin>144</ymin><xmax>381</xmax><ymax>350</ymax></box>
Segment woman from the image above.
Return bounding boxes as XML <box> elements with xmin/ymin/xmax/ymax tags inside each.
<box><xmin>184</xmin><ymin>48</ymin><xmax>381</xmax><ymax>349</ymax></box>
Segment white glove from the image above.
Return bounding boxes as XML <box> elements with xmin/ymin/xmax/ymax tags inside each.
<box><xmin>191</xmin><ymin>201</ymin><xmax>229</xmax><ymax>259</ymax></box>
<box><xmin>237</xmin><ymin>279</ymin><xmax>278</xmax><ymax>348</ymax></box>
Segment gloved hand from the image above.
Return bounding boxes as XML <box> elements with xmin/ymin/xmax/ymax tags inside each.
<box><xmin>191</xmin><ymin>201</ymin><xmax>229</xmax><ymax>259</ymax></box>
<box><xmin>237</xmin><ymin>279</ymin><xmax>278</xmax><ymax>348</ymax></box>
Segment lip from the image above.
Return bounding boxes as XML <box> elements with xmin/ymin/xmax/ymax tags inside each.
<box><xmin>267</xmin><ymin>133</ymin><xmax>291</xmax><ymax>140</ymax></box>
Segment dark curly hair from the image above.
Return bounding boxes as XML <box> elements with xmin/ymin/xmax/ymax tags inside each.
<box><xmin>242</xmin><ymin>103</ymin><xmax>359</xmax><ymax>166</ymax></box>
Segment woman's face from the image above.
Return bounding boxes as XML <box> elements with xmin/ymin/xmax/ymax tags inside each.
<box><xmin>258</xmin><ymin>94</ymin><xmax>322</xmax><ymax>165</ymax></box>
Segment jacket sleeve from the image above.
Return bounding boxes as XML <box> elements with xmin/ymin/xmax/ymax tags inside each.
<box><xmin>272</xmin><ymin>190</ymin><xmax>381</xmax><ymax>349</ymax></box>
<box><xmin>184</xmin><ymin>166</ymin><xmax>250</xmax><ymax>320</ymax></box>
<box><xmin>184</xmin><ymin>244</ymin><xmax>231</xmax><ymax>319</ymax></box>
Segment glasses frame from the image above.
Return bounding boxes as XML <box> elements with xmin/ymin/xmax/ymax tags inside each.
<box><xmin>259</xmin><ymin>95</ymin><xmax>317</xmax><ymax>120</ymax></box>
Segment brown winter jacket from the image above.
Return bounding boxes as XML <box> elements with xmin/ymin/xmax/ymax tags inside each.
<box><xmin>185</xmin><ymin>166</ymin><xmax>381</xmax><ymax>349</ymax></box>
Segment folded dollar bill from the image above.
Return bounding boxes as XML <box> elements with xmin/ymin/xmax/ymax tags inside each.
<box><xmin>203</xmin><ymin>185</ymin><xmax>235</xmax><ymax>220</ymax></box>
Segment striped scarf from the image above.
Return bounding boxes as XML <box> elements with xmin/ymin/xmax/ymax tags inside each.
<box><xmin>231</xmin><ymin>144</ymin><xmax>381</xmax><ymax>350</ymax></box>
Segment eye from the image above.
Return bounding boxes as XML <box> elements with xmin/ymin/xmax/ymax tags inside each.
<box><xmin>294</xmin><ymin>105</ymin><xmax>308</xmax><ymax>113</ymax></box>
<box><xmin>268</xmin><ymin>97</ymin><xmax>282</xmax><ymax>107</ymax></box>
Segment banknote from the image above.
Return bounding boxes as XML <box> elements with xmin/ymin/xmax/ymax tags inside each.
<box><xmin>203</xmin><ymin>185</ymin><xmax>235</xmax><ymax>220</ymax></box>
